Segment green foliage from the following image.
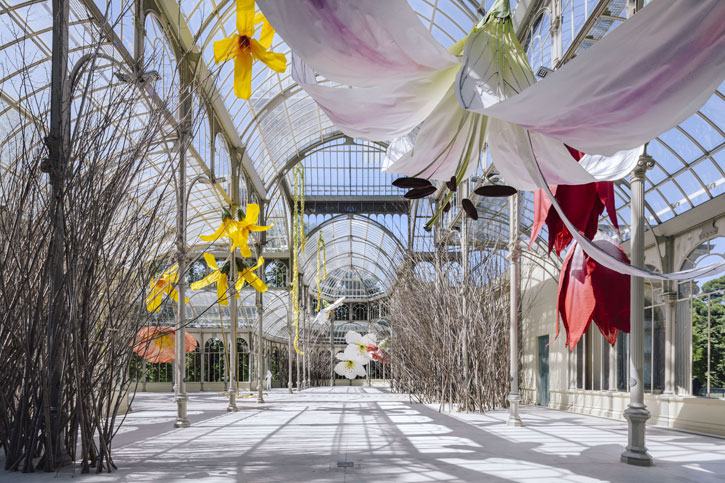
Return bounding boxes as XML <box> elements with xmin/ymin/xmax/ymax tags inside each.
<box><xmin>692</xmin><ymin>275</ymin><xmax>725</xmax><ymax>393</ymax></box>
<box><xmin>186</xmin><ymin>260</ymin><xmax>208</xmax><ymax>284</ymax></box>
<box><xmin>265</xmin><ymin>261</ymin><xmax>287</xmax><ymax>287</ymax></box>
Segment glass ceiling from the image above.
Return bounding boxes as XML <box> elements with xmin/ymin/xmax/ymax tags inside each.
<box><xmin>298</xmin><ymin>215</ymin><xmax>406</xmax><ymax>301</ymax></box>
<box><xmin>1</xmin><ymin>0</ymin><xmax>723</xmax><ymax>308</ymax></box>
<box><xmin>184</xmin><ymin>288</ymin><xmax>291</xmax><ymax>340</ymax></box>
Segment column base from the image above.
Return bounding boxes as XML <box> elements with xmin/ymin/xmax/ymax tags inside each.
<box><xmin>227</xmin><ymin>392</ymin><xmax>238</xmax><ymax>412</ymax></box>
<box><xmin>621</xmin><ymin>405</ymin><xmax>653</xmax><ymax>466</ymax></box>
<box><xmin>174</xmin><ymin>394</ymin><xmax>189</xmax><ymax>428</ymax></box>
<box><xmin>620</xmin><ymin>451</ymin><xmax>653</xmax><ymax>467</ymax></box>
<box><xmin>174</xmin><ymin>418</ymin><xmax>190</xmax><ymax>428</ymax></box>
<box><xmin>507</xmin><ymin>394</ymin><xmax>524</xmax><ymax>427</ymax></box>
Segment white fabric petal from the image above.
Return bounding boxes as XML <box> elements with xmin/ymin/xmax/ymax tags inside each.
<box><xmin>290</xmin><ymin>51</ymin><xmax>316</xmax><ymax>84</ymax></box>
<box><xmin>345</xmin><ymin>331</ymin><xmax>362</xmax><ymax>345</ymax></box>
<box><xmin>382</xmin><ymin>135</ymin><xmax>415</xmax><ymax>171</ymax></box>
<box><xmin>354</xmin><ymin>365</ymin><xmax>368</xmax><ymax>378</ymax></box>
<box><xmin>257</xmin><ymin>0</ymin><xmax>457</xmax><ymax>86</ymax></box>
<box><xmin>487</xmin><ymin>118</ymin><xmax>641</xmax><ymax>190</ymax></box>
<box><xmin>455</xmin><ymin>12</ymin><xmax>535</xmax><ymax>112</ymax></box>
<box><xmin>477</xmin><ymin>0</ymin><xmax>725</xmax><ymax>156</ymax></box>
<box><xmin>335</xmin><ymin>352</ymin><xmax>348</xmax><ymax>361</ymax></box>
<box><xmin>343</xmin><ymin>345</ymin><xmax>369</xmax><ymax>364</ymax></box>
<box><xmin>334</xmin><ymin>361</ymin><xmax>359</xmax><ymax>379</ymax></box>
<box><xmin>383</xmin><ymin>86</ymin><xmax>484</xmax><ymax>180</ymax></box>
<box><xmin>296</xmin><ymin>67</ymin><xmax>459</xmax><ymax>141</ymax></box>
<box><xmin>362</xmin><ymin>333</ymin><xmax>377</xmax><ymax>345</ymax></box>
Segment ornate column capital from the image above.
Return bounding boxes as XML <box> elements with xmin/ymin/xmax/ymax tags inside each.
<box><xmin>632</xmin><ymin>153</ymin><xmax>655</xmax><ymax>181</ymax></box>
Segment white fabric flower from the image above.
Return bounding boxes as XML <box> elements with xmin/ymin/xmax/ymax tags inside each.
<box><xmin>345</xmin><ymin>331</ymin><xmax>378</xmax><ymax>360</ymax></box>
<box><xmin>334</xmin><ymin>352</ymin><xmax>367</xmax><ymax>379</ymax></box>
<box><xmin>343</xmin><ymin>344</ymin><xmax>369</xmax><ymax>364</ymax></box>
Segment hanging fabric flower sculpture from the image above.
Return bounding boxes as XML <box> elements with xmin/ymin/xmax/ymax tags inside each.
<box><xmin>258</xmin><ymin>1</ymin><xmax>633</xmax><ymax>195</ymax></box>
<box><xmin>229</xmin><ymin>204</ymin><xmax>273</xmax><ymax>257</ymax></box>
<box><xmin>366</xmin><ymin>338</ymin><xmax>389</xmax><ymax>364</ymax></box>
<box><xmin>214</xmin><ymin>0</ymin><xmax>286</xmax><ymax>99</ymax></box>
<box><xmin>334</xmin><ymin>352</ymin><xmax>367</xmax><ymax>380</ymax></box>
<box><xmin>146</xmin><ymin>265</ymin><xmax>188</xmax><ymax>312</ymax></box>
<box><xmin>190</xmin><ymin>253</ymin><xmax>232</xmax><ymax>304</ymax></box>
<box><xmin>190</xmin><ymin>253</ymin><xmax>267</xmax><ymax>305</ymax></box>
<box><xmin>132</xmin><ymin>326</ymin><xmax>198</xmax><ymax>363</ymax></box>
<box><xmin>345</xmin><ymin>331</ymin><xmax>377</xmax><ymax>359</ymax></box>
<box><xmin>529</xmin><ymin>147</ymin><xmax>618</xmax><ymax>256</ymax></box>
<box><xmin>236</xmin><ymin>256</ymin><xmax>268</xmax><ymax>293</ymax></box>
<box><xmin>334</xmin><ymin>331</ymin><xmax>386</xmax><ymax>379</ymax></box>
<box><xmin>557</xmin><ymin>234</ymin><xmax>631</xmax><ymax>350</ymax></box>
<box><xmin>200</xmin><ymin>203</ymin><xmax>272</xmax><ymax>256</ymax></box>
<box><xmin>257</xmin><ymin>0</ymin><xmax>725</xmax><ymax>280</ymax></box>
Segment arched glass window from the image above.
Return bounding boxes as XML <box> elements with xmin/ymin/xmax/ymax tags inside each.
<box><xmin>351</xmin><ymin>303</ymin><xmax>368</xmax><ymax>321</ymax></box>
<box><xmin>334</xmin><ymin>303</ymin><xmax>349</xmax><ymax>321</ymax></box>
<box><xmin>185</xmin><ymin>345</ymin><xmax>201</xmax><ymax>383</ymax></box>
<box><xmin>369</xmin><ymin>302</ymin><xmax>380</xmax><ymax>320</ymax></box>
<box><xmin>678</xmin><ymin>236</ymin><xmax>725</xmax><ymax>397</ymax></box>
<box><xmin>265</xmin><ymin>260</ymin><xmax>288</xmax><ymax>287</ymax></box>
<box><xmin>237</xmin><ymin>338</ymin><xmax>250</xmax><ymax>382</ymax></box>
<box><xmin>524</xmin><ymin>10</ymin><xmax>552</xmax><ymax>74</ymax></box>
<box><xmin>204</xmin><ymin>338</ymin><xmax>226</xmax><ymax>383</ymax></box>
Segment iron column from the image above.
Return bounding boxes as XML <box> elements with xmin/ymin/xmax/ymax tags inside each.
<box><xmin>507</xmin><ymin>193</ymin><xmax>523</xmax><ymax>427</ymax></box>
<box><xmin>621</xmin><ymin>153</ymin><xmax>654</xmax><ymax>466</ymax></box>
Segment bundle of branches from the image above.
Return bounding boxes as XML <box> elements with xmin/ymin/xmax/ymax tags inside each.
<box><xmin>0</xmin><ymin>42</ymin><xmax>187</xmax><ymax>472</ymax></box>
<box><xmin>303</xmin><ymin>325</ymin><xmax>338</xmax><ymax>386</ymax></box>
<box><xmin>388</xmin><ymin>248</ymin><xmax>510</xmax><ymax>412</ymax></box>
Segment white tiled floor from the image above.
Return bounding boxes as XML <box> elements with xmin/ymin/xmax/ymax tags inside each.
<box><xmin>3</xmin><ymin>387</ymin><xmax>724</xmax><ymax>482</ymax></box>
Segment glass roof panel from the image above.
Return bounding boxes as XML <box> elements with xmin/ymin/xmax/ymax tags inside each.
<box><xmin>299</xmin><ymin>214</ymin><xmax>405</xmax><ymax>301</ymax></box>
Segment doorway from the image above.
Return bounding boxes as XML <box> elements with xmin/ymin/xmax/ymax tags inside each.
<box><xmin>538</xmin><ymin>335</ymin><xmax>550</xmax><ymax>407</ymax></box>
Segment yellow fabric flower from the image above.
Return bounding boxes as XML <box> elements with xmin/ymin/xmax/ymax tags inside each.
<box><xmin>228</xmin><ymin>203</ymin><xmax>273</xmax><ymax>257</ymax></box>
<box><xmin>190</xmin><ymin>253</ymin><xmax>233</xmax><ymax>306</ymax></box>
<box><xmin>146</xmin><ymin>265</ymin><xmax>188</xmax><ymax>312</ymax></box>
<box><xmin>213</xmin><ymin>0</ymin><xmax>287</xmax><ymax>99</ymax></box>
<box><xmin>235</xmin><ymin>256</ymin><xmax>268</xmax><ymax>293</ymax></box>
<box><xmin>200</xmin><ymin>203</ymin><xmax>272</xmax><ymax>258</ymax></box>
<box><xmin>190</xmin><ymin>253</ymin><xmax>268</xmax><ymax>304</ymax></box>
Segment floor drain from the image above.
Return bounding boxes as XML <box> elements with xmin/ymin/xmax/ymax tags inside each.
<box><xmin>336</xmin><ymin>461</ymin><xmax>354</xmax><ymax>468</ymax></box>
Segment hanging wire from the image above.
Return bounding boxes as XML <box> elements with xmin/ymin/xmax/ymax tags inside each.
<box><xmin>316</xmin><ymin>232</ymin><xmax>327</xmax><ymax>312</ymax></box>
<box><xmin>292</xmin><ymin>162</ymin><xmax>305</xmax><ymax>354</ymax></box>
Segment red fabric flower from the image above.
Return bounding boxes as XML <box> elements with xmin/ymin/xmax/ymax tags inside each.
<box><xmin>366</xmin><ymin>343</ymin><xmax>388</xmax><ymax>364</ymax></box>
<box><xmin>557</xmin><ymin>235</ymin><xmax>631</xmax><ymax>351</ymax></box>
<box><xmin>529</xmin><ymin>146</ymin><xmax>618</xmax><ymax>256</ymax></box>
